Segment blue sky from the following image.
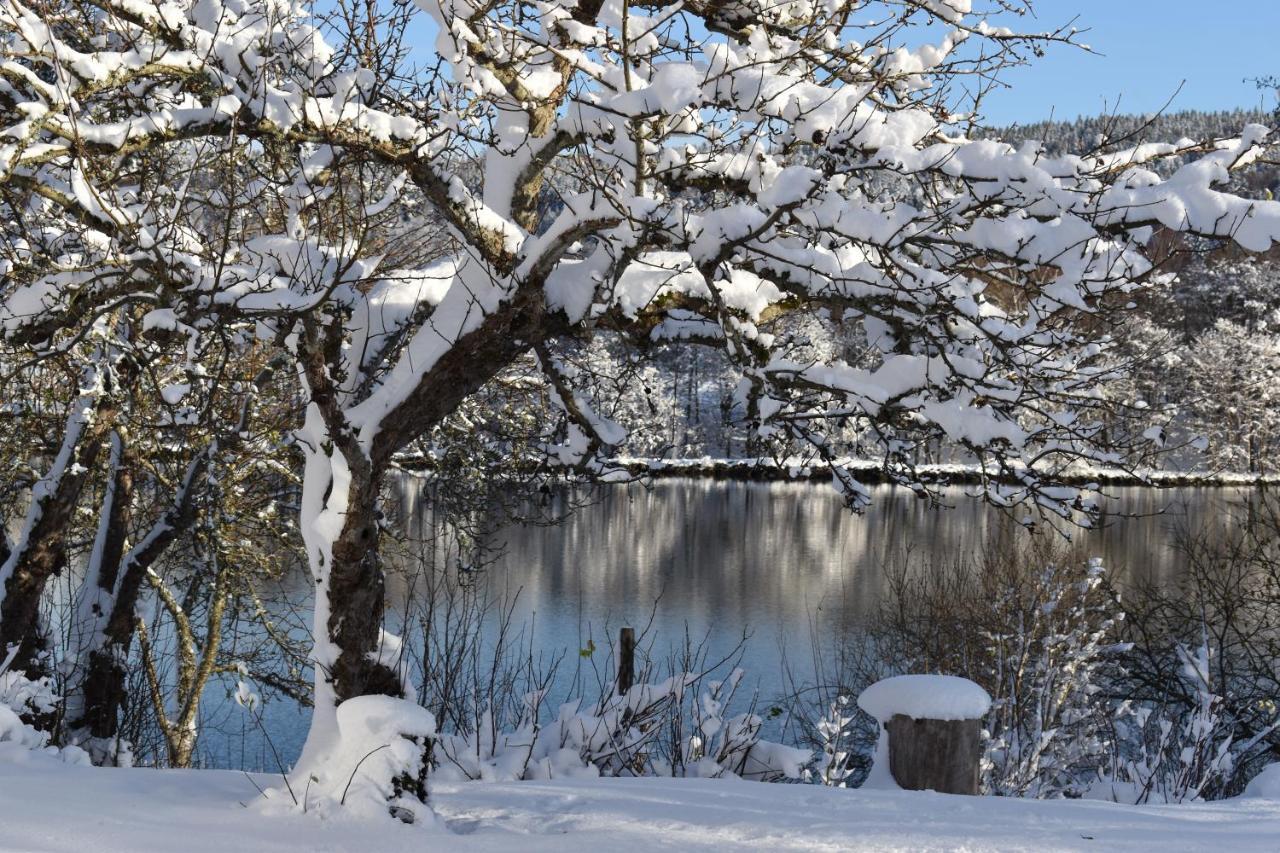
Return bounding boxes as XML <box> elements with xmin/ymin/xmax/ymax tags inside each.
<box><xmin>981</xmin><ymin>1</ymin><xmax>1280</xmax><ymax>124</ymax></box>
<box><xmin>389</xmin><ymin>1</ymin><xmax>1279</xmax><ymax>125</ymax></box>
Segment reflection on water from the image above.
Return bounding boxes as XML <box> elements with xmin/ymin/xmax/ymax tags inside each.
<box><xmin>202</xmin><ymin>478</ymin><xmax>1251</xmax><ymax>770</ymax></box>
<box><xmin>400</xmin><ymin>478</ymin><xmax>1245</xmax><ymax>651</ymax></box>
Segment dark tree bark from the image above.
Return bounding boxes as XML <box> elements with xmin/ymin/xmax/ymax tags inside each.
<box><xmin>71</xmin><ymin>452</ymin><xmax>134</xmax><ymax>742</ymax></box>
<box><xmin>307</xmin><ymin>292</ymin><xmax>548</xmax><ymax>707</ymax></box>
<box><xmin>73</xmin><ymin>356</ymin><xmax>282</xmax><ymax>750</ymax></box>
<box><xmin>326</xmin><ymin>459</ymin><xmax>404</xmax><ymax>701</ymax></box>
<box><xmin>0</xmin><ymin>429</ymin><xmax>107</xmax><ymax>678</ymax></box>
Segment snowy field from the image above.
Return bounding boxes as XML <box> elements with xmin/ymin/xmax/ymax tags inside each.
<box><xmin>2</xmin><ymin>760</ymin><xmax>1279</xmax><ymax>852</ymax></box>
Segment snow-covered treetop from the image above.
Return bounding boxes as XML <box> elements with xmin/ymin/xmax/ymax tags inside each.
<box><xmin>3</xmin><ymin>0</ymin><xmax>1280</xmax><ymax>518</ymax></box>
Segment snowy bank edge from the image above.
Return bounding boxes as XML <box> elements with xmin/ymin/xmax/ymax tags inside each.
<box><xmin>396</xmin><ymin>454</ymin><xmax>1279</xmax><ymax>487</ymax></box>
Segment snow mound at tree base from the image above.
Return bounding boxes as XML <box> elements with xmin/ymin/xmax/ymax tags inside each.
<box><xmin>256</xmin><ymin>695</ymin><xmax>436</xmax><ymax>825</ymax></box>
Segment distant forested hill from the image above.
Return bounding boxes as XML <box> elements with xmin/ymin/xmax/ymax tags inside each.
<box><xmin>987</xmin><ymin>108</ymin><xmax>1274</xmax><ymax>155</ymax></box>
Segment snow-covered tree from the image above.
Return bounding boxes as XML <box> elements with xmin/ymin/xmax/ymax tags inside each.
<box><xmin>1178</xmin><ymin>320</ymin><xmax>1280</xmax><ymax>473</ymax></box>
<box><xmin>1171</xmin><ymin>256</ymin><xmax>1280</xmax><ymax>338</ymax></box>
<box><xmin>4</xmin><ymin>0</ymin><xmax>1280</xmax><ymax>820</ymax></box>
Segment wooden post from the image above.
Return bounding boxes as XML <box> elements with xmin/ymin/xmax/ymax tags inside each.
<box><xmin>883</xmin><ymin>714</ymin><xmax>982</xmax><ymax>795</ymax></box>
<box><xmin>617</xmin><ymin>627</ymin><xmax>635</xmax><ymax>695</ymax></box>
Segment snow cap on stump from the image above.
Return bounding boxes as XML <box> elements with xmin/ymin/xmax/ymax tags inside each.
<box><xmin>857</xmin><ymin>675</ymin><xmax>991</xmax><ymax>723</ymax></box>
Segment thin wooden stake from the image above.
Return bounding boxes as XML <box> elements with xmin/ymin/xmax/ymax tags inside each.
<box><xmin>618</xmin><ymin>627</ymin><xmax>635</xmax><ymax>695</ymax></box>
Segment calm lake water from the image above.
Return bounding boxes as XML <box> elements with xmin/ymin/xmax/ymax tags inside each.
<box><xmin>198</xmin><ymin>478</ymin><xmax>1252</xmax><ymax>771</ymax></box>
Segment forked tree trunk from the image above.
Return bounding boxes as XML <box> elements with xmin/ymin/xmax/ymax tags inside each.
<box><xmin>71</xmin><ymin>358</ymin><xmax>280</xmax><ymax>757</ymax></box>
<box><xmin>294</xmin><ymin>404</ymin><xmax>405</xmax><ymax>772</ymax></box>
<box><xmin>288</xmin><ymin>289</ymin><xmax>543</xmax><ymax>814</ymax></box>
<box><xmin>70</xmin><ymin>451</ymin><xmax>209</xmax><ymax>756</ymax></box>
<box><xmin>75</xmin><ymin>562</ymin><xmax>155</xmax><ymax>757</ymax></box>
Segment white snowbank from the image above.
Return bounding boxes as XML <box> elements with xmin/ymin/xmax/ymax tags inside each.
<box><xmin>1245</xmin><ymin>763</ymin><xmax>1280</xmax><ymax>799</ymax></box>
<box><xmin>858</xmin><ymin>675</ymin><xmax>992</xmax><ymax>722</ymax></box>
<box><xmin>1</xmin><ymin>761</ymin><xmax>1279</xmax><ymax>852</ymax></box>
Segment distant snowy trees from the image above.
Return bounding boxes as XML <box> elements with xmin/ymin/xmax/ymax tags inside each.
<box><xmin>3</xmin><ymin>0</ymin><xmax>1280</xmax><ymax>820</ymax></box>
<box><xmin>1100</xmin><ymin>252</ymin><xmax>1280</xmax><ymax>474</ymax></box>
<box><xmin>1176</xmin><ymin>319</ymin><xmax>1280</xmax><ymax>473</ymax></box>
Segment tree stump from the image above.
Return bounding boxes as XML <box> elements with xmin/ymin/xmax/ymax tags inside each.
<box><xmin>883</xmin><ymin>714</ymin><xmax>982</xmax><ymax>795</ymax></box>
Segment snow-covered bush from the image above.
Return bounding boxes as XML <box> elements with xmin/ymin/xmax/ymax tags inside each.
<box><xmin>981</xmin><ymin>559</ymin><xmax>1121</xmax><ymax>798</ymax></box>
<box><xmin>398</xmin><ymin>544</ymin><xmax>808</xmax><ymax>786</ymax></box>
<box><xmin>796</xmin><ymin>539</ymin><xmax>1126</xmax><ymax>798</ymax></box>
<box><xmin>1111</xmin><ymin>501</ymin><xmax>1280</xmax><ymax>798</ymax></box>
<box><xmin>676</xmin><ymin>668</ymin><xmax>809</xmax><ymax>781</ymax></box>
<box><xmin>1096</xmin><ymin>642</ymin><xmax>1280</xmax><ymax>804</ymax></box>
<box><xmin>0</xmin><ymin>665</ymin><xmax>88</xmax><ymax>765</ymax></box>
<box><xmin>777</xmin><ymin>520</ymin><xmax>1280</xmax><ymax>803</ymax></box>
<box><xmin>808</xmin><ymin>696</ymin><xmax>856</xmax><ymax>788</ymax></box>
<box><xmin>857</xmin><ymin>541</ymin><xmax>1123</xmax><ymax>796</ymax></box>
<box><xmin>433</xmin><ymin>669</ymin><xmax>808</xmax><ymax>784</ymax></box>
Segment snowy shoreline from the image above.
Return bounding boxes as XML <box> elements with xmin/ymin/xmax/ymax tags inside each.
<box><xmin>397</xmin><ymin>454</ymin><xmax>1280</xmax><ymax>488</ymax></box>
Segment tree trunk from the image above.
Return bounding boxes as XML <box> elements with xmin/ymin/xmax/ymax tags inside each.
<box><xmin>283</xmin><ymin>393</ymin><xmax>434</xmax><ymax>821</ymax></box>
<box><xmin>64</xmin><ymin>433</ymin><xmax>133</xmax><ymax>752</ymax></box>
<box><xmin>294</xmin><ymin>403</ymin><xmax>404</xmax><ymax>772</ymax></box>
<box><xmin>0</xmin><ymin>414</ymin><xmax>108</xmax><ymax>679</ymax></box>
<box><xmin>327</xmin><ymin>454</ymin><xmax>402</xmax><ymax>703</ymax></box>
<box><xmin>71</xmin><ymin>358</ymin><xmax>281</xmax><ymax>756</ymax></box>
<box><xmin>333</xmin><ymin>465</ymin><xmax>401</xmax><ymax>700</ymax></box>
<box><xmin>166</xmin><ymin>724</ymin><xmax>197</xmax><ymax>769</ymax></box>
<box><xmin>288</xmin><ymin>283</ymin><xmax>544</xmax><ymax>816</ymax></box>
<box><xmin>70</xmin><ymin>449</ymin><xmax>208</xmax><ymax>756</ymax></box>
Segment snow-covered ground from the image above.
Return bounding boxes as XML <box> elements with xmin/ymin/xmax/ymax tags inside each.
<box><xmin>3</xmin><ymin>759</ymin><xmax>1279</xmax><ymax>852</ymax></box>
